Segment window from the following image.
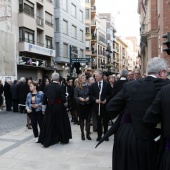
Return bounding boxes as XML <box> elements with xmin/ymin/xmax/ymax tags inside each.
<box><xmin>85</xmin><ymin>26</ymin><xmax>90</xmax><ymax>33</ymax></box>
<box><xmin>80</xmin><ymin>49</ymin><xmax>84</xmax><ymax>58</ymax></box>
<box><xmin>19</xmin><ymin>27</ymin><xmax>34</xmax><ymax>44</ymax></box>
<box><xmin>63</xmin><ymin>43</ymin><xmax>68</xmax><ymax>58</ymax></box>
<box><xmin>71</xmin><ymin>4</ymin><xmax>76</xmax><ymax>17</ymax></box>
<box><xmin>55</xmin><ymin>0</ymin><xmax>59</xmax><ymax>8</ymax></box>
<box><xmin>80</xmin><ymin>30</ymin><xmax>83</xmax><ymax>42</ymax></box>
<box><xmin>63</xmin><ymin>20</ymin><xmax>68</xmax><ymax>34</ymax></box>
<box><xmin>19</xmin><ymin>0</ymin><xmax>34</xmax><ymax>17</ymax></box>
<box><xmin>46</xmin><ymin>36</ymin><xmax>52</xmax><ymax>49</ymax></box>
<box><xmin>85</xmin><ymin>9</ymin><xmax>89</xmax><ymax>19</ymax></box>
<box><xmin>86</xmin><ymin>41</ymin><xmax>90</xmax><ymax>50</ymax></box>
<box><xmin>56</xmin><ymin>18</ymin><xmax>59</xmax><ymax>32</ymax></box>
<box><xmin>45</xmin><ymin>12</ymin><xmax>53</xmax><ymax>27</ymax></box>
<box><xmin>79</xmin><ymin>10</ymin><xmax>83</xmax><ymax>22</ymax></box>
<box><xmin>85</xmin><ymin>0</ymin><xmax>89</xmax><ymax>3</ymax></box>
<box><xmin>56</xmin><ymin>42</ymin><xmax>60</xmax><ymax>56</ymax></box>
<box><xmin>72</xmin><ymin>25</ymin><xmax>77</xmax><ymax>39</ymax></box>
<box><xmin>63</xmin><ymin>0</ymin><xmax>67</xmax><ymax>11</ymax></box>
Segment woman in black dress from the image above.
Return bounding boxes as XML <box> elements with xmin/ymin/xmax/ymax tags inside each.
<box><xmin>39</xmin><ymin>72</ymin><xmax>72</xmax><ymax>147</ymax></box>
<box><xmin>74</xmin><ymin>74</ymin><xmax>91</xmax><ymax>140</ymax></box>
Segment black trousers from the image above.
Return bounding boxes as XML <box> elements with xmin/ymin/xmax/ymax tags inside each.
<box><xmin>95</xmin><ymin>107</ymin><xmax>109</xmax><ymax>137</ymax></box>
<box><xmin>30</xmin><ymin>110</ymin><xmax>43</xmax><ymax>138</ymax></box>
<box><xmin>6</xmin><ymin>98</ymin><xmax>12</xmax><ymax>111</ymax></box>
<box><xmin>12</xmin><ymin>99</ymin><xmax>18</xmax><ymax>112</ymax></box>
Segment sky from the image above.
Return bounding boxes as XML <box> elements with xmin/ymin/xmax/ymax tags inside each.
<box><xmin>96</xmin><ymin>0</ymin><xmax>140</xmax><ymax>42</ymax></box>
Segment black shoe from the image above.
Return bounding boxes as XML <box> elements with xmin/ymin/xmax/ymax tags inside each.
<box><xmin>96</xmin><ymin>137</ymin><xmax>101</xmax><ymax>141</ymax></box>
<box><xmin>81</xmin><ymin>133</ymin><xmax>85</xmax><ymax>141</ymax></box>
<box><xmin>105</xmin><ymin>138</ymin><xmax>109</xmax><ymax>141</ymax></box>
<box><xmin>86</xmin><ymin>135</ymin><xmax>91</xmax><ymax>140</ymax></box>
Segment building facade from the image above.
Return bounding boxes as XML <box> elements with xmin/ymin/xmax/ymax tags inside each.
<box><xmin>138</xmin><ymin>0</ymin><xmax>170</xmax><ymax>73</ymax></box>
<box><xmin>85</xmin><ymin>0</ymin><xmax>96</xmax><ymax>69</ymax></box>
<box><xmin>116</xmin><ymin>37</ymin><xmax>128</xmax><ymax>72</ymax></box>
<box><xmin>99</xmin><ymin>13</ymin><xmax>117</xmax><ymax>73</ymax></box>
<box><xmin>54</xmin><ymin>0</ymin><xmax>85</xmax><ymax>77</ymax></box>
<box><xmin>12</xmin><ymin>0</ymin><xmax>55</xmax><ymax>80</ymax></box>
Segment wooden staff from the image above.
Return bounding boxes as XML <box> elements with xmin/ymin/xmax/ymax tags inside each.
<box><xmin>98</xmin><ymin>91</ymin><xmax>101</xmax><ymax>116</ymax></box>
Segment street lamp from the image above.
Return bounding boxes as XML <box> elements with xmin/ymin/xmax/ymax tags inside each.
<box><xmin>101</xmin><ymin>61</ymin><xmax>105</xmax><ymax>72</ymax></box>
<box><xmin>105</xmin><ymin>43</ymin><xmax>112</xmax><ymax>73</ymax></box>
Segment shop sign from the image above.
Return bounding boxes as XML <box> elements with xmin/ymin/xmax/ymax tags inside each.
<box><xmin>24</xmin><ymin>42</ymin><xmax>55</xmax><ymax>57</ymax></box>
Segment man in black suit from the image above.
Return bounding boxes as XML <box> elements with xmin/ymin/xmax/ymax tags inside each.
<box><xmin>90</xmin><ymin>71</ymin><xmax>111</xmax><ymax>141</ymax></box>
<box><xmin>106</xmin><ymin>57</ymin><xmax>170</xmax><ymax>170</ymax></box>
<box><xmin>112</xmin><ymin>69</ymin><xmax>128</xmax><ymax>97</ymax></box>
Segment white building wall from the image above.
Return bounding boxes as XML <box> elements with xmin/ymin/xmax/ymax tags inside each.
<box><xmin>54</xmin><ymin>0</ymin><xmax>85</xmax><ymax>64</ymax></box>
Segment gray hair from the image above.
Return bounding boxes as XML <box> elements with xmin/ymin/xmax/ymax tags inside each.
<box><xmin>146</xmin><ymin>57</ymin><xmax>168</xmax><ymax>75</ymax></box>
<box><xmin>52</xmin><ymin>72</ymin><xmax>60</xmax><ymax>81</ymax></box>
<box><xmin>20</xmin><ymin>77</ymin><xmax>25</xmax><ymax>82</ymax></box>
<box><xmin>95</xmin><ymin>70</ymin><xmax>103</xmax><ymax>76</ymax></box>
<box><xmin>120</xmin><ymin>69</ymin><xmax>128</xmax><ymax>77</ymax></box>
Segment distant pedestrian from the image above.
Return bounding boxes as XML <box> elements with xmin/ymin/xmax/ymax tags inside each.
<box><xmin>4</xmin><ymin>80</ymin><xmax>12</xmax><ymax>111</ymax></box>
<box><xmin>10</xmin><ymin>80</ymin><xmax>18</xmax><ymax>112</ymax></box>
<box><xmin>0</xmin><ymin>80</ymin><xmax>3</xmax><ymax>111</ymax></box>
<box><xmin>17</xmin><ymin>77</ymin><xmax>28</xmax><ymax>113</ymax></box>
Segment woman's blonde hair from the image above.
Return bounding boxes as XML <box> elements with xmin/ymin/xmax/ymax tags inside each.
<box><xmin>77</xmin><ymin>74</ymin><xmax>86</xmax><ymax>89</ymax></box>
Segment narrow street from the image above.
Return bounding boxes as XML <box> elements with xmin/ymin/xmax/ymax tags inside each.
<box><xmin>0</xmin><ymin>110</ymin><xmax>113</xmax><ymax>170</ymax></box>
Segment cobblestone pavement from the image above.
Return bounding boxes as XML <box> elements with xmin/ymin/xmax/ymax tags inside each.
<box><xmin>0</xmin><ymin>110</ymin><xmax>113</xmax><ymax>170</ymax></box>
<box><xmin>0</xmin><ymin>110</ymin><xmax>26</xmax><ymax>136</ymax></box>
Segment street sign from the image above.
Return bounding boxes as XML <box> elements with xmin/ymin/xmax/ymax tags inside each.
<box><xmin>71</xmin><ymin>58</ymin><xmax>94</xmax><ymax>63</ymax></box>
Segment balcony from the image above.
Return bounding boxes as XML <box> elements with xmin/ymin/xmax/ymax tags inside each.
<box><xmin>18</xmin><ymin>42</ymin><xmax>55</xmax><ymax>57</ymax></box>
<box><xmin>91</xmin><ymin>6</ymin><xmax>96</xmax><ymax>18</ymax></box>
<box><xmin>46</xmin><ymin>45</ymin><xmax>53</xmax><ymax>49</ymax></box>
<box><xmin>99</xmin><ymin>36</ymin><xmax>107</xmax><ymax>45</ymax></box>
<box><xmin>19</xmin><ymin>38</ymin><xmax>35</xmax><ymax>44</ymax></box>
<box><xmin>37</xmin><ymin>42</ymin><xmax>44</xmax><ymax>47</ymax></box>
<box><xmin>91</xmin><ymin>50</ymin><xmax>97</xmax><ymax>57</ymax></box>
<box><xmin>91</xmin><ymin>34</ymin><xmax>97</xmax><ymax>45</ymax></box>
<box><xmin>37</xmin><ymin>16</ymin><xmax>44</xmax><ymax>27</ymax></box>
<box><xmin>45</xmin><ymin>20</ymin><xmax>53</xmax><ymax>27</ymax></box>
<box><xmin>91</xmin><ymin>0</ymin><xmax>95</xmax><ymax>5</ymax></box>
<box><xmin>19</xmin><ymin>8</ymin><xmax>34</xmax><ymax>18</ymax></box>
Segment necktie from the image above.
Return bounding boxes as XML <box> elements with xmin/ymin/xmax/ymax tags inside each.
<box><xmin>98</xmin><ymin>82</ymin><xmax>101</xmax><ymax>90</ymax></box>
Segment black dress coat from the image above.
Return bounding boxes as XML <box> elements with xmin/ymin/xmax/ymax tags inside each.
<box><xmin>17</xmin><ymin>82</ymin><xmax>28</xmax><ymax>105</ymax></box>
<box><xmin>38</xmin><ymin>83</ymin><xmax>72</xmax><ymax>147</ymax></box>
<box><xmin>4</xmin><ymin>82</ymin><xmax>12</xmax><ymax>100</ymax></box>
<box><xmin>106</xmin><ymin>76</ymin><xmax>170</xmax><ymax>170</ymax></box>
<box><xmin>144</xmin><ymin>84</ymin><xmax>170</xmax><ymax>170</ymax></box>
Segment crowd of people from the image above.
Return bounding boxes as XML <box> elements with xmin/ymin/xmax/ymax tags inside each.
<box><xmin>0</xmin><ymin>57</ymin><xmax>170</xmax><ymax>169</ymax></box>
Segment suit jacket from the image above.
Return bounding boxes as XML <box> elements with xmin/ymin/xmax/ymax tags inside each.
<box><xmin>112</xmin><ymin>78</ymin><xmax>128</xmax><ymax>97</ymax></box>
<box><xmin>90</xmin><ymin>81</ymin><xmax>111</xmax><ymax>111</ymax></box>
<box><xmin>106</xmin><ymin>76</ymin><xmax>170</xmax><ymax>139</ymax></box>
<box><xmin>144</xmin><ymin>84</ymin><xmax>170</xmax><ymax>139</ymax></box>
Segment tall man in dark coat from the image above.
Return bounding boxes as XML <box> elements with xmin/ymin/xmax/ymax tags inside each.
<box><xmin>4</xmin><ymin>80</ymin><xmax>12</xmax><ymax>111</ymax></box>
<box><xmin>106</xmin><ymin>57</ymin><xmax>170</xmax><ymax>170</ymax></box>
<box><xmin>11</xmin><ymin>80</ymin><xmax>18</xmax><ymax>112</ymax></box>
<box><xmin>90</xmin><ymin>71</ymin><xmax>111</xmax><ymax>141</ymax></box>
<box><xmin>17</xmin><ymin>77</ymin><xmax>28</xmax><ymax>113</ymax></box>
<box><xmin>112</xmin><ymin>68</ymin><xmax>128</xmax><ymax>97</ymax></box>
<box><xmin>144</xmin><ymin>83</ymin><xmax>170</xmax><ymax>170</ymax></box>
